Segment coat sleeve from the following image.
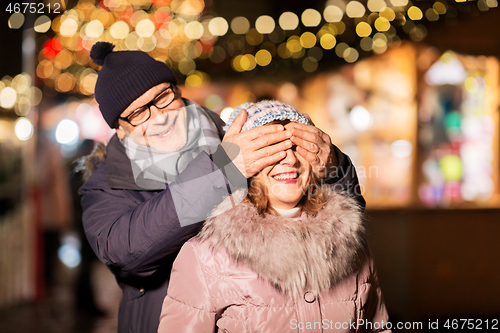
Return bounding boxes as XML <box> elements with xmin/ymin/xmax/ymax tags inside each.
<box><xmin>324</xmin><ymin>145</ymin><xmax>366</xmax><ymax>209</ymax></box>
<box><xmin>357</xmin><ymin>249</ymin><xmax>391</xmax><ymax>333</ymax></box>
<box><xmin>79</xmin><ymin>151</ymin><xmax>238</xmax><ymax>280</ymax></box>
<box><xmin>158</xmin><ymin>241</ymin><xmax>217</xmax><ymax>333</ymax></box>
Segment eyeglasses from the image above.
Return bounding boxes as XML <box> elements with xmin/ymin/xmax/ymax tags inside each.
<box><xmin>119</xmin><ymin>85</ymin><xmax>179</xmax><ymax>126</ymax></box>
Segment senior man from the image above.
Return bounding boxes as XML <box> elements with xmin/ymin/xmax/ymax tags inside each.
<box><xmin>79</xmin><ymin>42</ymin><xmax>364</xmax><ymax>333</ymax></box>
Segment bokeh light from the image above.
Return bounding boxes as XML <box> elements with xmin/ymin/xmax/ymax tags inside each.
<box><xmin>346</xmin><ymin>1</ymin><xmax>366</xmax><ymax>18</ymax></box>
<box><xmin>0</xmin><ymin>87</ymin><xmax>17</xmax><ymax>109</ymax></box>
<box><xmin>323</xmin><ymin>5</ymin><xmax>343</xmax><ymax>22</ymax></box>
<box><xmin>34</xmin><ymin>15</ymin><xmax>52</xmax><ymax>33</ymax></box>
<box><xmin>209</xmin><ymin>17</ymin><xmax>229</xmax><ymax>36</ymax></box>
<box><xmin>231</xmin><ymin>17</ymin><xmax>250</xmax><ymax>34</ymax></box>
<box><xmin>349</xmin><ymin>106</ymin><xmax>373</xmax><ymax>131</ymax></box>
<box><xmin>301</xmin><ymin>9</ymin><xmax>322</xmax><ymax>27</ymax></box>
<box><xmin>255</xmin><ymin>15</ymin><xmax>275</xmax><ymax>34</ymax></box>
<box><xmin>279</xmin><ymin>12</ymin><xmax>299</xmax><ymax>30</ymax></box>
<box><xmin>14</xmin><ymin>118</ymin><xmax>34</xmax><ymax>141</ymax></box>
<box><xmin>56</xmin><ymin>119</ymin><xmax>79</xmax><ymax>145</ymax></box>
<box><xmin>8</xmin><ymin>13</ymin><xmax>24</xmax><ymax>29</ymax></box>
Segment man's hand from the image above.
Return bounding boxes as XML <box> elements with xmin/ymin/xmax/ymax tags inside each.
<box><xmin>287</xmin><ymin>121</ymin><xmax>337</xmax><ymax>179</ymax></box>
<box><xmin>222</xmin><ymin>109</ymin><xmax>292</xmax><ymax>178</ymax></box>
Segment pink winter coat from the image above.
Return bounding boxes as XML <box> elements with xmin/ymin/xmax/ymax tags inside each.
<box><xmin>158</xmin><ymin>190</ymin><xmax>390</xmax><ymax>333</ymax></box>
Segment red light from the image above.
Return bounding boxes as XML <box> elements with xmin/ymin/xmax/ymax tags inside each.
<box><xmin>43</xmin><ymin>38</ymin><xmax>62</xmax><ymax>59</ymax></box>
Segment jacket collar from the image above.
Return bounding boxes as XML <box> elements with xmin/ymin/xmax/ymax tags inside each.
<box><xmin>198</xmin><ymin>188</ymin><xmax>367</xmax><ymax>295</ymax></box>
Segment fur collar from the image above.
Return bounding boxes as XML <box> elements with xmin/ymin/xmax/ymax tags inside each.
<box><xmin>198</xmin><ymin>189</ymin><xmax>367</xmax><ymax>295</ymax></box>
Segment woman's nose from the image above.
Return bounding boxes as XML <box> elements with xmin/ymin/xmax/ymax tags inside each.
<box><xmin>279</xmin><ymin>148</ymin><xmax>297</xmax><ymax>165</ymax></box>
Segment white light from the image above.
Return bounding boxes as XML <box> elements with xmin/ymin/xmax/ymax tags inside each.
<box><xmin>425</xmin><ymin>51</ymin><xmax>467</xmax><ymax>86</ymax></box>
<box><xmin>255</xmin><ymin>15</ymin><xmax>275</xmax><ymax>34</ymax></box>
<box><xmin>220</xmin><ymin>107</ymin><xmax>234</xmax><ymax>123</ymax></box>
<box><xmin>58</xmin><ymin>234</ymin><xmax>82</xmax><ymax>268</ymax></box>
<box><xmin>349</xmin><ymin>106</ymin><xmax>373</xmax><ymax>131</ymax></box>
<box><xmin>14</xmin><ymin>117</ymin><xmax>34</xmax><ymax>141</ymax></box>
<box><xmin>390</xmin><ymin>140</ymin><xmax>413</xmax><ymax>158</ymax></box>
<box><xmin>209</xmin><ymin>17</ymin><xmax>229</xmax><ymax>36</ymax></box>
<box><xmin>0</xmin><ymin>87</ymin><xmax>17</xmax><ymax>109</ymax></box>
<box><xmin>279</xmin><ymin>12</ymin><xmax>299</xmax><ymax>30</ymax></box>
<box><xmin>55</xmin><ymin>119</ymin><xmax>79</xmax><ymax>144</ymax></box>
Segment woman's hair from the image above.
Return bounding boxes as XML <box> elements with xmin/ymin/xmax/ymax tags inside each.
<box><xmin>244</xmin><ymin>120</ymin><xmax>327</xmax><ymax>216</ymax></box>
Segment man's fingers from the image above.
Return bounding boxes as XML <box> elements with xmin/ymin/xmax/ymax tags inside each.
<box><xmin>252</xmin><ymin>140</ymin><xmax>292</xmax><ymax>160</ymax></box>
<box><xmin>224</xmin><ymin>109</ymin><xmax>247</xmax><ymax>136</ymax></box>
<box><xmin>250</xmin><ymin>151</ymin><xmax>287</xmax><ymax>174</ymax></box>
<box><xmin>296</xmin><ymin>145</ymin><xmax>321</xmax><ymax>164</ymax></box>
<box><xmin>250</xmin><ymin>130</ymin><xmax>291</xmax><ymax>150</ymax></box>
<box><xmin>290</xmin><ymin>135</ymin><xmax>319</xmax><ymax>153</ymax></box>
<box><xmin>244</xmin><ymin>124</ymin><xmax>286</xmax><ymax>141</ymax></box>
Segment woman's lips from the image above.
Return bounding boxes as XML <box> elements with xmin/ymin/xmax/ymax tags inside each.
<box><xmin>272</xmin><ymin>172</ymin><xmax>299</xmax><ymax>184</ymax></box>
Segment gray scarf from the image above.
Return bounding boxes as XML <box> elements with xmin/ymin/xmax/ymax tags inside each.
<box><xmin>121</xmin><ymin>101</ymin><xmax>221</xmax><ymax>190</ymax></box>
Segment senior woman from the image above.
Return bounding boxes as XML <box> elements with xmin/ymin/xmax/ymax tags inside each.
<box><xmin>158</xmin><ymin>100</ymin><xmax>390</xmax><ymax>333</ymax></box>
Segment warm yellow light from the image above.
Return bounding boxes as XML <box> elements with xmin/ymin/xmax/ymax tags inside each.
<box><xmin>379</xmin><ymin>7</ymin><xmax>396</xmax><ymax>21</ymax></box>
<box><xmin>286</xmin><ymin>36</ymin><xmax>302</xmax><ymax>53</ymax></box>
<box><xmin>279</xmin><ymin>12</ymin><xmax>299</xmax><ymax>30</ymax></box>
<box><xmin>300</xmin><ymin>32</ymin><xmax>317</xmax><ymax>48</ymax></box>
<box><xmin>85</xmin><ymin>20</ymin><xmax>104</xmax><ymax>38</ymax></box>
<box><xmin>60</xmin><ymin>17</ymin><xmax>78</xmax><ymax>37</ymax></box>
<box><xmin>232</xmin><ymin>55</ymin><xmax>244</xmax><ymax>72</ymax></box>
<box><xmin>184</xmin><ymin>21</ymin><xmax>204</xmax><ymax>40</ymax></box>
<box><xmin>34</xmin><ymin>15</ymin><xmax>51</xmax><ymax>33</ymax></box>
<box><xmin>231</xmin><ymin>16</ymin><xmax>250</xmax><ymax>34</ymax></box>
<box><xmin>54</xmin><ymin>49</ymin><xmax>74</xmax><ymax>70</ymax></box>
<box><xmin>320</xmin><ymin>34</ymin><xmax>336</xmax><ymax>49</ymax></box>
<box><xmin>185</xmin><ymin>71</ymin><xmax>204</xmax><ymax>87</ymax></box>
<box><xmin>425</xmin><ymin>8</ymin><xmax>439</xmax><ymax>21</ymax></box>
<box><xmin>486</xmin><ymin>0</ymin><xmax>498</xmax><ymax>7</ymax></box>
<box><xmin>360</xmin><ymin>37</ymin><xmax>373</xmax><ymax>51</ymax></box>
<box><xmin>323</xmin><ymin>5</ymin><xmax>343</xmax><ymax>22</ymax></box>
<box><xmin>301</xmin><ymin>9</ymin><xmax>322</xmax><ymax>27</ymax></box>
<box><xmin>343</xmin><ymin>47</ymin><xmax>359</xmax><ymax>63</ymax></box>
<box><xmin>433</xmin><ymin>2</ymin><xmax>447</xmax><ymax>14</ymax></box>
<box><xmin>255</xmin><ymin>49</ymin><xmax>272</xmax><ymax>66</ymax></box>
<box><xmin>389</xmin><ymin>0</ymin><xmax>408</xmax><ymax>5</ymax></box>
<box><xmin>240</xmin><ymin>54</ymin><xmax>256</xmax><ymax>71</ymax></box>
<box><xmin>335</xmin><ymin>43</ymin><xmax>349</xmax><ymax>57</ymax></box>
<box><xmin>277</xmin><ymin>43</ymin><xmax>290</xmax><ymax>58</ymax></box>
<box><xmin>356</xmin><ymin>22</ymin><xmax>372</xmax><ymax>37</ymax></box>
<box><xmin>255</xmin><ymin>15</ymin><xmax>275</xmax><ymax>34</ymax></box>
<box><xmin>455</xmin><ymin>0</ymin><xmax>466</xmax><ymax>2</ymax></box>
<box><xmin>408</xmin><ymin>6</ymin><xmax>423</xmax><ymax>20</ymax></box>
<box><xmin>367</xmin><ymin>0</ymin><xmax>387</xmax><ymax>12</ymax></box>
<box><xmin>138</xmin><ymin>36</ymin><xmax>157</xmax><ymax>52</ymax></box>
<box><xmin>346</xmin><ymin>1</ymin><xmax>366</xmax><ymax>18</ymax></box>
<box><xmin>55</xmin><ymin>73</ymin><xmax>76</xmax><ymax>93</ymax></box>
<box><xmin>124</xmin><ymin>32</ymin><xmax>139</xmax><ymax>50</ymax></box>
<box><xmin>178</xmin><ymin>58</ymin><xmax>196</xmax><ymax>75</ymax></box>
<box><xmin>8</xmin><ymin>13</ymin><xmax>24</xmax><ymax>29</ymax></box>
<box><xmin>209</xmin><ymin>17</ymin><xmax>229</xmax><ymax>36</ymax></box>
<box><xmin>36</xmin><ymin>60</ymin><xmax>54</xmax><ymax>79</ymax></box>
<box><xmin>136</xmin><ymin>19</ymin><xmax>155</xmax><ymax>37</ymax></box>
<box><xmin>374</xmin><ymin>17</ymin><xmax>390</xmax><ymax>31</ymax></box>
<box><xmin>246</xmin><ymin>29</ymin><xmax>263</xmax><ymax>45</ymax></box>
<box><xmin>110</xmin><ymin>21</ymin><xmax>130</xmax><ymax>39</ymax></box>
<box><xmin>0</xmin><ymin>87</ymin><xmax>17</xmax><ymax>109</ymax></box>
<box><xmin>302</xmin><ymin>57</ymin><xmax>318</xmax><ymax>73</ymax></box>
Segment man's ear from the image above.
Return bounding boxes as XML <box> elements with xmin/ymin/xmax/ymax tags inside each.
<box><xmin>116</xmin><ymin>126</ymin><xmax>126</xmax><ymax>139</ymax></box>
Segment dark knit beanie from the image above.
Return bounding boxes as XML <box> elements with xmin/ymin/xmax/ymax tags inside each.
<box><xmin>90</xmin><ymin>42</ymin><xmax>177</xmax><ymax>128</ymax></box>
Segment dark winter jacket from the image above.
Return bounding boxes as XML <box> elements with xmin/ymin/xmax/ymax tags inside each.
<box><xmin>78</xmin><ymin>105</ymin><xmax>365</xmax><ymax>333</ymax></box>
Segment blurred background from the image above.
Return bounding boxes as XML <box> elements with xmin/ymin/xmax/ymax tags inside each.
<box><xmin>0</xmin><ymin>0</ymin><xmax>499</xmax><ymax>332</ymax></box>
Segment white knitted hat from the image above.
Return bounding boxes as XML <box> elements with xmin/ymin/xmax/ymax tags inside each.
<box><xmin>223</xmin><ymin>100</ymin><xmax>311</xmax><ymax>132</ymax></box>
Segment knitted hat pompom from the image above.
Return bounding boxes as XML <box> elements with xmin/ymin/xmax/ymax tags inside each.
<box><xmin>90</xmin><ymin>42</ymin><xmax>115</xmax><ymax>66</ymax></box>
